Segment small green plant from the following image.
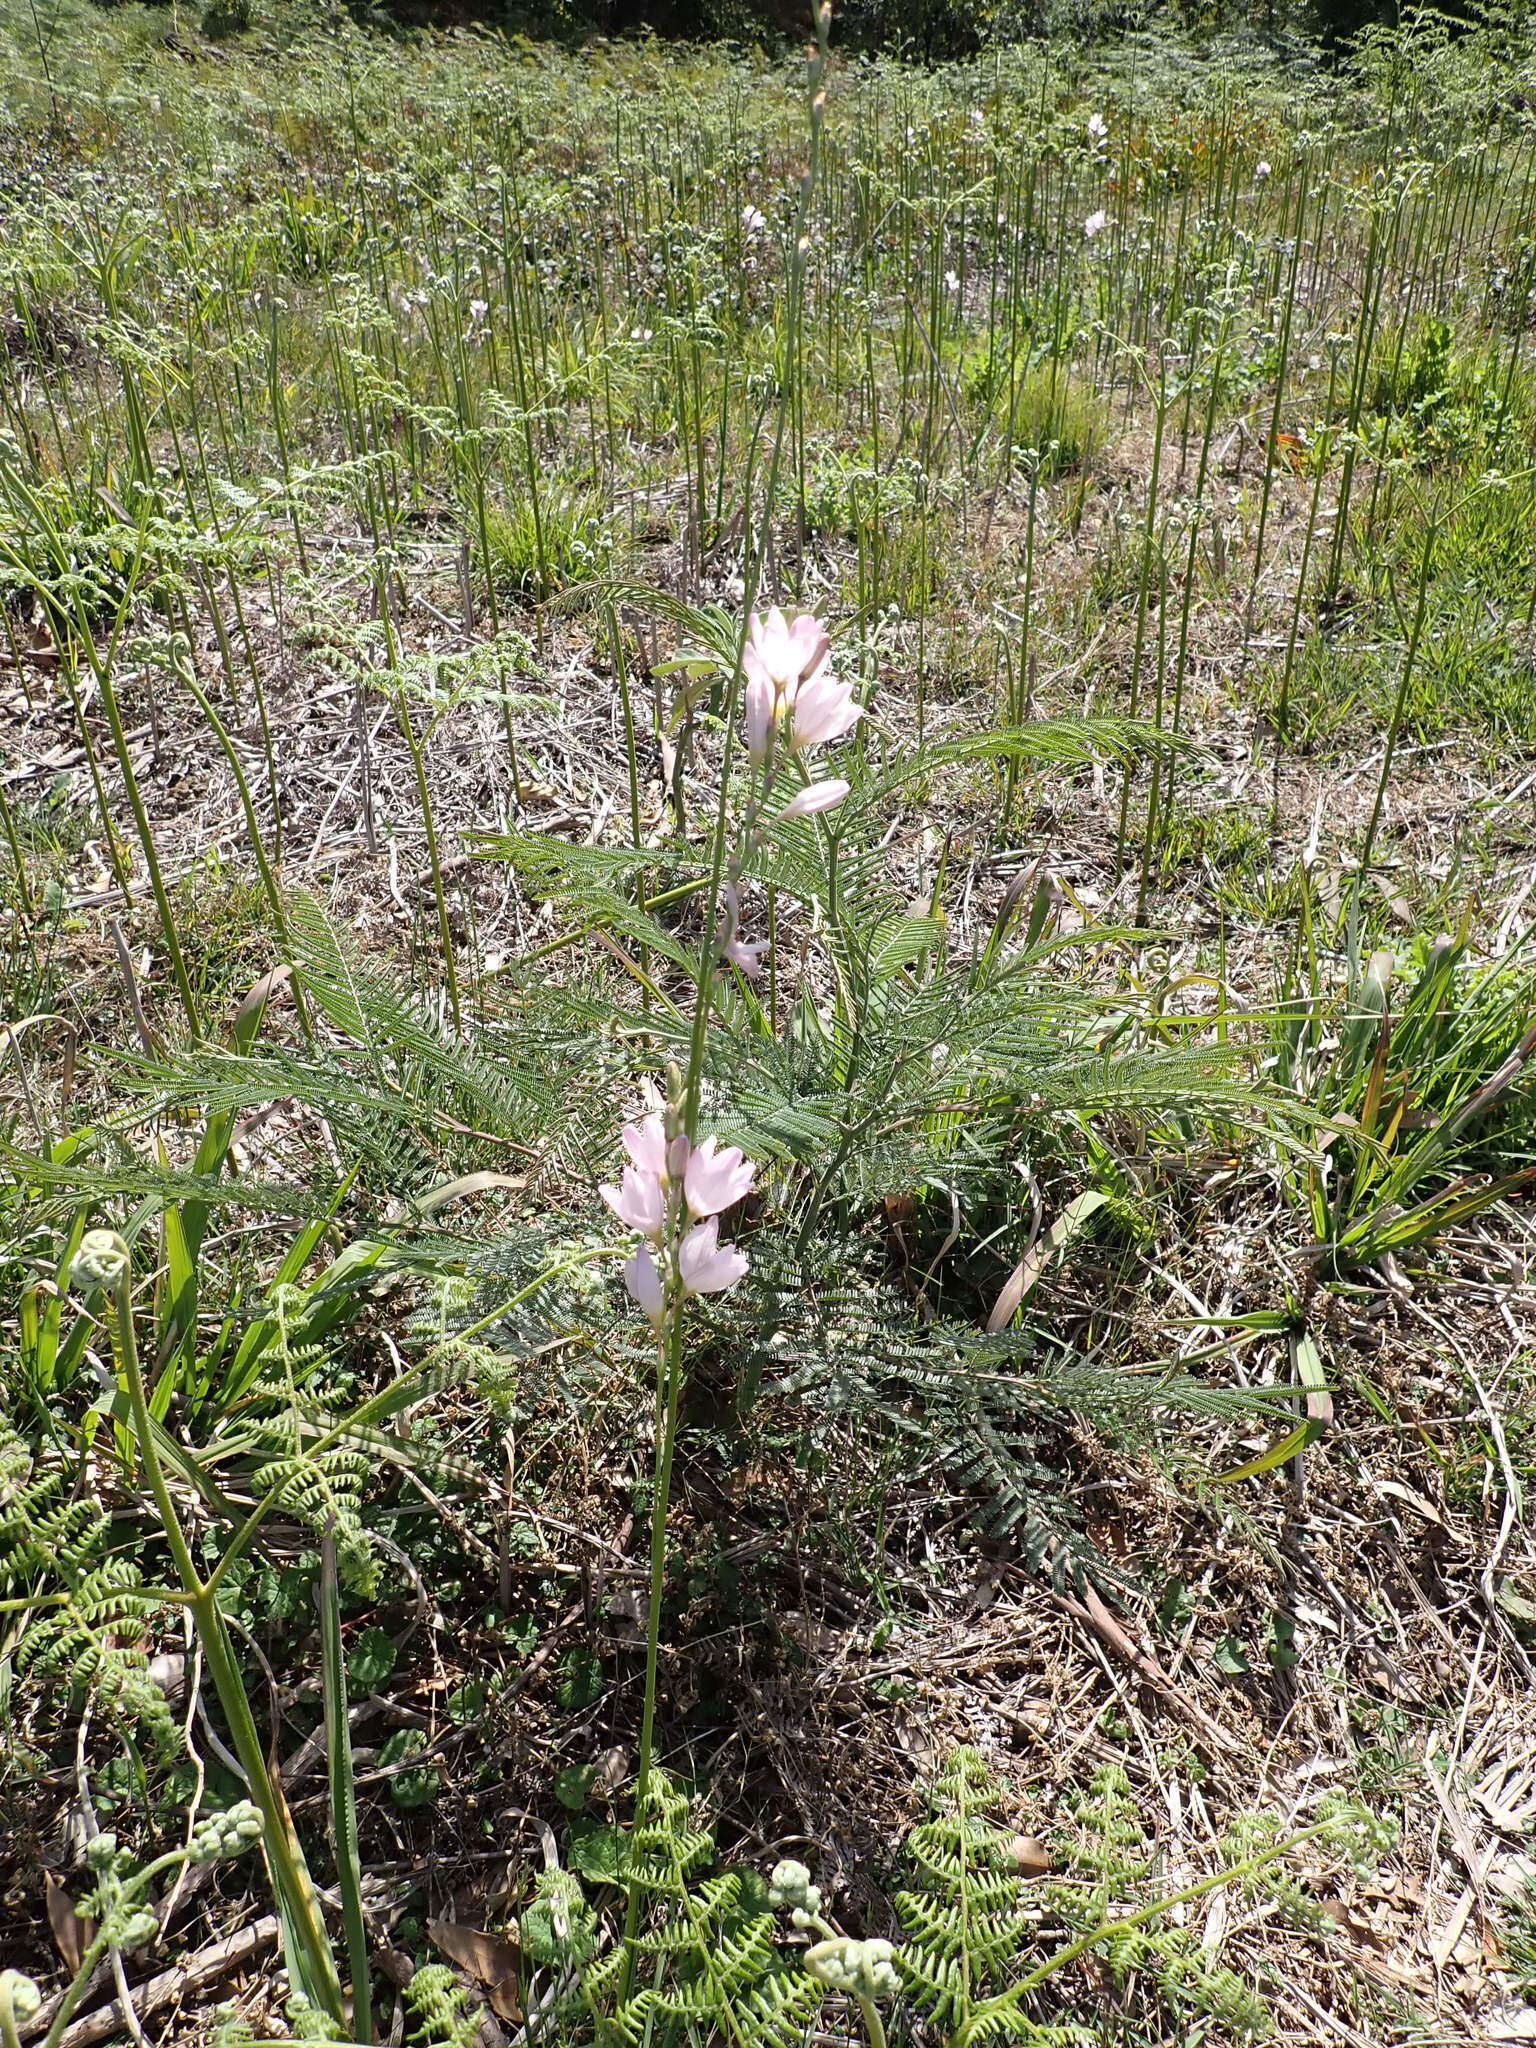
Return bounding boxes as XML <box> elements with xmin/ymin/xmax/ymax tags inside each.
<box><xmin>964</xmin><ymin>355</ymin><xmax>1107</xmax><ymax>476</ymax></box>
<box><xmin>1366</xmin><ymin>319</ymin><xmax>1507</xmax><ymax>463</ymax></box>
<box><xmin>1271</xmin><ymin>922</ymin><xmax>1536</xmax><ymax>1277</ymax></box>
<box><xmin>482</xmin><ymin>488</ymin><xmax>613</xmax><ymax>599</ymax></box>
<box><xmin>402</xmin><ymin>1965</ymin><xmax>483</xmax><ymax>2048</ymax></box>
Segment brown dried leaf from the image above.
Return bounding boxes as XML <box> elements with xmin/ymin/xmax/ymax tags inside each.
<box><xmin>45</xmin><ymin>1871</ymin><xmax>93</xmax><ymax>1972</ymax></box>
<box><xmin>427</xmin><ymin>1920</ymin><xmax>523</xmax><ymax>2023</ymax></box>
<box><xmin>1008</xmin><ymin>1835</ymin><xmax>1053</xmax><ymax>1878</ymax></box>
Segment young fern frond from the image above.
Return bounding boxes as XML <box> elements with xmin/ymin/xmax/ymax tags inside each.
<box><xmin>895</xmin><ymin>1748</ymin><xmax>1033</xmax><ymax>2032</ymax></box>
<box><xmin>403</xmin><ymin>1965</ymin><xmax>483</xmax><ymax>2048</ymax></box>
<box><xmin>1043</xmin><ymin>1765</ymin><xmax>1273</xmax><ymax>2038</ymax></box>
<box><xmin>560</xmin><ymin>1774</ymin><xmax>823</xmax><ymax>2048</ymax></box>
<box><xmin>251</xmin><ymin>1450</ymin><xmax>376</xmax><ymax>1594</ymax></box>
<box><xmin>0</xmin><ymin>1421</ymin><xmax>179</xmax><ymax>1757</ymax></box>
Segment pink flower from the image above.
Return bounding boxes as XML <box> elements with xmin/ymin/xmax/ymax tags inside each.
<box><xmin>678</xmin><ymin>1216</ymin><xmax>749</xmax><ymax>1296</ymax></box>
<box><xmin>745</xmin><ymin>668</ymin><xmax>775</xmax><ymax>765</ymax></box>
<box><xmin>781</xmin><ymin>778</ymin><xmax>849</xmax><ymax>819</ymax></box>
<box><xmin>624</xmin><ymin>1246</ymin><xmax>666</xmax><ymax>1326</ymax></box>
<box><xmin>1083</xmin><ymin>209</ymin><xmax>1108</xmax><ymax>239</ymax></box>
<box><xmin>742</xmin><ymin>607</ymin><xmax>833</xmax><ymax>764</ymax></box>
<box><xmin>745</xmin><ymin>607</ymin><xmax>829</xmax><ymax>694</ymax></box>
<box><xmin>717</xmin><ymin>884</ymin><xmax>768</xmax><ymax>981</ymax></box>
<box><xmin>724</xmin><ymin>935</ymin><xmax>768</xmax><ymax>977</ymax></box>
<box><xmin>601</xmin><ymin>1165</ymin><xmax>665</xmax><ymax>1239</ymax></box>
<box><xmin>684</xmin><ymin>1136</ymin><xmax>756</xmax><ymax>1219</ymax></box>
<box><xmin>788</xmin><ymin>668</ymin><xmax>861</xmax><ymax>754</ymax></box>
<box><xmin>621</xmin><ymin>1114</ymin><xmax>669</xmax><ymax>1179</ymax></box>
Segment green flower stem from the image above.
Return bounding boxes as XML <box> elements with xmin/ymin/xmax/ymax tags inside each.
<box><xmin>635</xmin><ymin>1296</ymin><xmax>685</xmax><ymax>1797</ymax></box>
<box><xmin>92</xmin><ymin>1241</ymin><xmax>346</xmax><ymax>2030</ymax></box>
<box><xmin>619</xmin><ymin>1280</ymin><xmax>686</xmax><ymax>1997</ymax></box>
<box><xmin>621</xmin><ymin>2</ymin><xmax>833</xmax><ymax>2005</ymax></box>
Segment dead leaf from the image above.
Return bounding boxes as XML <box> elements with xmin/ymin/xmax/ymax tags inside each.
<box><xmin>1372</xmin><ymin>1478</ymin><xmax>1443</xmax><ymax>1526</ymax></box>
<box><xmin>45</xmin><ymin>1871</ymin><xmax>93</xmax><ymax>1972</ymax></box>
<box><xmin>427</xmin><ymin>1919</ymin><xmax>523</xmax><ymax>2023</ymax></box>
<box><xmin>987</xmin><ymin>1191</ymin><xmax>1108</xmax><ymax>1333</ymax></box>
<box><xmin>1318</xmin><ymin>1899</ymin><xmax>1389</xmax><ymax>1951</ymax></box>
<box><xmin>590</xmin><ymin>1744</ymin><xmax>630</xmax><ymax>1801</ymax></box>
<box><xmin>1008</xmin><ymin>1835</ymin><xmax>1053</xmax><ymax>1878</ymax></box>
<box><xmin>414</xmin><ymin>1171</ymin><xmax>530</xmax><ymax>1217</ymax></box>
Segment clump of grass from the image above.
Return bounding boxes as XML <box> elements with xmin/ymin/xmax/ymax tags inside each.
<box><xmin>481</xmin><ymin>488</ymin><xmax>614</xmax><ymax>599</ymax></box>
<box><xmin>1151</xmin><ymin>798</ymin><xmax>1269</xmax><ymax>886</ymax></box>
<box><xmin>966</xmin><ymin>354</ymin><xmax>1107</xmax><ymax>475</ymax></box>
<box><xmin>1365</xmin><ymin>317</ymin><xmax>1509</xmax><ymax>463</ymax></box>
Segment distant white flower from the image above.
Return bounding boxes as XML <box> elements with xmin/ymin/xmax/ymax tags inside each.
<box><xmin>944</xmin><ymin>269</ymin><xmax>960</xmax><ymax>293</ymax></box>
<box><xmin>1255</xmin><ymin>159</ymin><xmax>1272</xmax><ymax>180</ymax></box>
<box><xmin>970</xmin><ymin>107</ymin><xmax>985</xmax><ymax>126</ymax></box>
<box><xmin>741</xmin><ymin>205</ymin><xmax>767</xmax><ymax>233</ymax></box>
<box><xmin>1087</xmin><ymin>111</ymin><xmax>1108</xmax><ymax>146</ymax></box>
<box><xmin>1083</xmin><ymin>209</ymin><xmax>1109</xmax><ymax>239</ymax></box>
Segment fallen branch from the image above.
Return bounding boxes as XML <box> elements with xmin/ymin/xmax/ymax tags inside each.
<box><xmin>24</xmin><ymin>1918</ymin><xmax>279</xmax><ymax>2048</ymax></box>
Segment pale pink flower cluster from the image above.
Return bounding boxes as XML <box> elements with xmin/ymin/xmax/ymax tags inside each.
<box><xmin>742</xmin><ymin>608</ymin><xmax>861</xmax><ymax>788</ymax></box>
<box><xmin>713</xmin><ymin>605</ymin><xmax>859</xmax><ymax>981</ymax></box>
<box><xmin>603</xmin><ymin>1113</ymin><xmax>755</xmax><ymax>1325</ymax></box>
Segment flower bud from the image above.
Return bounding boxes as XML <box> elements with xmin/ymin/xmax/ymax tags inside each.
<box><xmin>72</xmin><ymin>1230</ymin><xmax>132</xmax><ymax>1294</ymax></box>
<box><xmin>769</xmin><ymin>1857</ymin><xmax>820</xmax><ymax>1912</ymax></box>
<box><xmin>0</xmin><ymin>1973</ymin><xmax>42</xmax><ymax>2022</ymax></box>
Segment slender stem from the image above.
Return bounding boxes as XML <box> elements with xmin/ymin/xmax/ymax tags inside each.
<box><xmin>95</xmin><ymin>1248</ymin><xmax>345</xmax><ymax>2026</ymax></box>
<box><xmin>321</xmin><ymin>1535</ymin><xmax>372</xmax><ymax>2043</ymax></box>
<box><xmin>855</xmin><ymin>1997</ymin><xmax>887</xmax><ymax>2048</ymax></box>
<box><xmin>39</xmin><ymin>1929</ymin><xmax>115</xmax><ymax>2048</ymax></box>
<box><xmin>634</xmin><ymin>1303</ymin><xmax>684</xmax><ymax>1795</ymax></box>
